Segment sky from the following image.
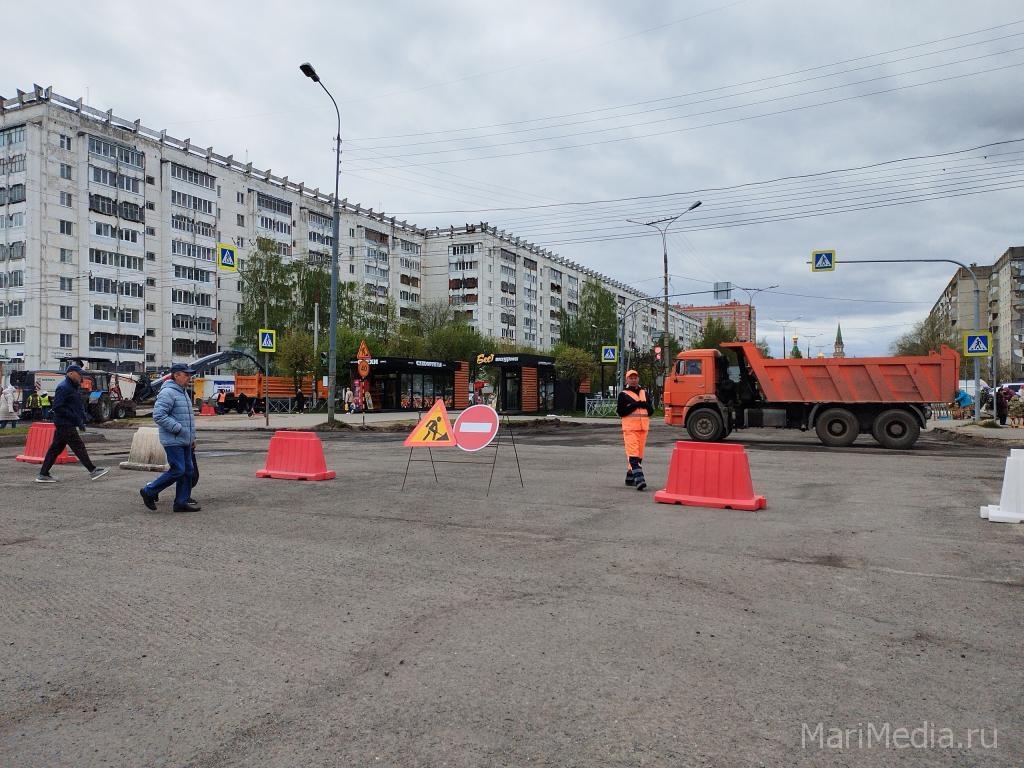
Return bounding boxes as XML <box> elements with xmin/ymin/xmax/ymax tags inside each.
<box><xmin>8</xmin><ymin>0</ymin><xmax>1024</xmax><ymax>356</ymax></box>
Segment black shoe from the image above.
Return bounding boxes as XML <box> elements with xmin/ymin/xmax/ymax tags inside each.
<box><xmin>187</xmin><ymin>497</ymin><xmax>198</xmax><ymax>505</ymax></box>
<box><xmin>634</xmin><ymin>472</ymin><xmax>647</xmax><ymax>491</ymax></box>
<box><xmin>172</xmin><ymin>501</ymin><xmax>201</xmax><ymax>513</ymax></box>
<box><xmin>139</xmin><ymin>488</ymin><xmax>157</xmax><ymax>511</ymax></box>
<box><xmin>625</xmin><ymin>471</ymin><xmax>635</xmax><ymax>487</ymax></box>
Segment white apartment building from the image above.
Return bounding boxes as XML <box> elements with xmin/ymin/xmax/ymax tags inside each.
<box><xmin>0</xmin><ymin>86</ymin><xmax>697</xmax><ymax>373</ymax></box>
<box><xmin>932</xmin><ymin>246</ymin><xmax>1023</xmax><ymax>379</ymax></box>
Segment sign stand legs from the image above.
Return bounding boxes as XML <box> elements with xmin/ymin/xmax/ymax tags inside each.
<box><xmin>487</xmin><ymin>416</ymin><xmax>524</xmax><ymax>496</ymax></box>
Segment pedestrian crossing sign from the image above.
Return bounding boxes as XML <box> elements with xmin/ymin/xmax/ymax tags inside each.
<box><xmin>258</xmin><ymin>328</ymin><xmax>276</xmax><ymax>353</ymax></box>
<box><xmin>217</xmin><ymin>243</ymin><xmax>238</xmax><ymax>272</ymax></box>
<box><xmin>404</xmin><ymin>400</ymin><xmax>457</xmax><ymax>447</ymax></box>
<box><xmin>601</xmin><ymin>345</ymin><xmax>618</xmax><ymax>363</ymax></box>
<box><xmin>963</xmin><ymin>332</ymin><xmax>991</xmax><ymax>357</ymax></box>
<box><xmin>811</xmin><ymin>249</ymin><xmax>836</xmax><ymax>272</ymax></box>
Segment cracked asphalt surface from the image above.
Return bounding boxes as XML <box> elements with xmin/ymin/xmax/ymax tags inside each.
<box><xmin>1</xmin><ymin>422</ymin><xmax>1022</xmax><ymax>767</ymax></box>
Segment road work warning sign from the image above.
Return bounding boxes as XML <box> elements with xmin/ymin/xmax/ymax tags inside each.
<box><xmin>404</xmin><ymin>400</ymin><xmax>457</xmax><ymax>447</ymax></box>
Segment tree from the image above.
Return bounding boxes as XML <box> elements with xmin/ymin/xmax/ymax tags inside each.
<box><xmin>558</xmin><ymin>280</ymin><xmax>618</xmax><ymax>358</ymax></box>
<box><xmin>692</xmin><ymin>317</ymin><xmax>738</xmax><ymax>350</ymax></box>
<box><xmin>890</xmin><ymin>313</ymin><xmax>957</xmax><ymax>357</ymax></box>
<box><xmin>425</xmin><ymin>322</ymin><xmax>486</xmax><ymax>365</ymax></box>
<box><xmin>234</xmin><ymin>238</ymin><xmax>296</xmax><ymax>372</ymax></box>
<box><xmin>553</xmin><ymin>343</ymin><xmax>595</xmax><ymax>400</ymax></box>
<box><xmin>277</xmin><ymin>330</ymin><xmax>314</xmax><ymax>392</ymax></box>
<box><xmin>756</xmin><ymin>337</ymin><xmax>773</xmax><ymax>358</ymax></box>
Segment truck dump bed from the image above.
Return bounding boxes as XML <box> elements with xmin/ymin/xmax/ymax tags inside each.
<box><xmin>723</xmin><ymin>342</ymin><xmax>959</xmax><ymax>404</ymax></box>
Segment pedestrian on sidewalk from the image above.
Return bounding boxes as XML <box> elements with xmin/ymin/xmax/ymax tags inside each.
<box><xmin>0</xmin><ymin>385</ymin><xmax>18</xmax><ymax>428</ymax></box>
<box><xmin>996</xmin><ymin>385</ymin><xmax>1011</xmax><ymax>426</ymax></box>
<box><xmin>139</xmin><ymin>363</ymin><xmax>199</xmax><ymax>513</ymax></box>
<box><xmin>617</xmin><ymin>369</ymin><xmax>654</xmax><ymax>491</ymax></box>
<box><xmin>34</xmin><ymin>365</ymin><xmax>109</xmax><ymax>483</ymax></box>
<box><xmin>295</xmin><ymin>388</ymin><xmax>306</xmax><ymax>413</ymax></box>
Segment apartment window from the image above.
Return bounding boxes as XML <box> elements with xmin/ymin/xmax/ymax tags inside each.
<box><xmin>146</xmin><ymin>303</ymin><xmax>156</xmax><ymax>312</ymax></box>
<box><xmin>256</xmin><ymin>192</ymin><xmax>291</xmax><ymax>216</ymax></box>
<box><xmin>60</xmin><ymin>277</ymin><xmax>74</xmax><ymax>292</ymax></box>
<box><xmin>146</xmin><ymin>278</ymin><xmax>156</xmax><ymax>287</ymax></box>
<box><xmin>235</xmin><ymin>236</ymin><xmax>245</xmax><ymax>247</ymax></box>
<box><xmin>2</xmin><ymin>300</ymin><xmax>24</xmax><ymax>317</ymax></box>
<box><xmin>59</xmin><ymin>134</ymin><xmax>73</xmax><ymax>150</ymax></box>
<box><xmin>1</xmin><ymin>270</ymin><xmax>24</xmax><ymax>288</ymax></box>
<box><xmin>236</xmin><ymin>214</ymin><xmax>244</xmax><ymax>226</ymax></box>
<box><xmin>60</xmin><ymin>248</ymin><xmax>74</xmax><ymax>264</ymax></box>
<box><xmin>146</xmin><ymin>227</ymin><xmax>156</xmax><ymax>236</ymax></box>
<box><xmin>60</xmin><ymin>191</ymin><xmax>73</xmax><ymax>207</ymax></box>
<box><xmin>60</xmin><ymin>305</ymin><xmax>74</xmax><ymax>320</ymax></box>
<box><xmin>171</xmin><ymin>190</ymin><xmax>215</xmax><ymax>215</ymax></box>
<box><xmin>59</xmin><ymin>334</ymin><xmax>73</xmax><ymax>348</ymax></box>
<box><xmin>236</xmin><ymin>192</ymin><xmax>244</xmax><ymax>204</ymax></box>
<box><xmin>170</xmin><ymin>162</ymin><xmax>216</xmax><ymax>190</ymax></box>
<box><xmin>146</xmin><ymin>251</ymin><xmax>156</xmax><ymax>261</ymax></box>
<box><xmin>59</xmin><ymin>220</ymin><xmax>73</xmax><ymax>236</ymax></box>
<box><xmin>88</xmin><ymin>136</ymin><xmax>144</xmax><ymax>168</ymax></box>
<box><xmin>146</xmin><ymin>175</ymin><xmax>155</xmax><ymax>185</ymax></box>
<box><xmin>60</xmin><ymin>163</ymin><xmax>72</xmax><ymax>180</ymax></box>
<box><xmin>146</xmin><ymin>328</ymin><xmax>156</xmax><ymax>337</ymax></box>
<box><xmin>0</xmin><ymin>328</ymin><xmax>25</xmax><ymax>344</ymax></box>
<box><xmin>146</xmin><ymin>201</ymin><xmax>155</xmax><ymax>211</ymax></box>
<box><xmin>0</xmin><ymin>125</ymin><xmax>25</xmax><ymax>146</ymax></box>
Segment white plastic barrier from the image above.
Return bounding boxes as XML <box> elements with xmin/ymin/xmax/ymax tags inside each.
<box><xmin>980</xmin><ymin>449</ymin><xmax>1024</xmax><ymax>523</ymax></box>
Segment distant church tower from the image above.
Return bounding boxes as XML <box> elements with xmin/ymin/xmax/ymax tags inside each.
<box><xmin>833</xmin><ymin>323</ymin><xmax>846</xmax><ymax>358</ymax></box>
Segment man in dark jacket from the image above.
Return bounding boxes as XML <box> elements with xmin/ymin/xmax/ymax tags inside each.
<box><xmin>35</xmin><ymin>365</ymin><xmax>109</xmax><ymax>483</ymax></box>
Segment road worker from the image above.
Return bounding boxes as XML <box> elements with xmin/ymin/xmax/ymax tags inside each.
<box><xmin>617</xmin><ymin>369</ymin><xmax>654</xmax><ymax>490</ymax></box>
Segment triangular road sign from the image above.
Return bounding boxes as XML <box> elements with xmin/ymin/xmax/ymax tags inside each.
<box><xmin>357</xmin><ymin>339</ymin><xmax>371</xmax><ymax>360</ymax></box>
<box><xmin>404</xmin><ymin>400</ymin><xmax>457</xmax><ymax>447</ymax></box>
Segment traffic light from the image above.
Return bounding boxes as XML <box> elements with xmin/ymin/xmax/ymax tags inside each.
<box><xmin>320</xmin><ymin>351</ymin><xmax>328</xmax><ymax>367</ymax></box>
<box><xmin>654</xmin><ymin>345</ymin><xmax>662</xmax><ymax>362</ymax></box>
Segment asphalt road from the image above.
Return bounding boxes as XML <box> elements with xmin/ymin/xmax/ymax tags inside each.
<box><xmin>1</xmin><ymin>423</ymin><xmax>1021</xmax><ymax>767</ymax></box>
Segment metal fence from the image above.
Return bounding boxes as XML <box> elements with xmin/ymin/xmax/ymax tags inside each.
<box><xmin>584</xmin><ymin>396</ymin><xmax>617</xmax><ymax>418</ymax></box>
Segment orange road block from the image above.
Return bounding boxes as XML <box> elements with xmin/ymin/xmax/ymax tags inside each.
<box><xmin>199</xmin><ymin>404</ymin><xmax>216</xmax><ymax>416</ymax></box>
<box><xmin>15</xmin><ymin>422</ymin><xmax>79</xmax><ymax>465</ymax></box>
<box><xmin>654</xmin><ymin>441</ymin><xmax>765</xmax><ymax>511</ymax></box>
<box><xmin>256</xmin><ymin>430</ymin><xmax>335</xmax><ymax>481</ymax></box>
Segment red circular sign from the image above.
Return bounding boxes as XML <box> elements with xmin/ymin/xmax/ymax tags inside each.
<box><xmin>453</xmin><ymin>405</ymin><xmax>500</xmax><ymax>452</ymax></box>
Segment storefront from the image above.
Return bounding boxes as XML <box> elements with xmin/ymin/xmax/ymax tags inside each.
<box><xmin>474</xmin><ymin>352</ymin><xmax>556</xmax><ymax>413</ymax></box>
<box><xmin>348</xmin><ymin>357</ymin><xmax>469</xmax><ymax>411</ymax></box>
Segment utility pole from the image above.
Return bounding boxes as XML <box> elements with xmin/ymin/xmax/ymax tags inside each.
<box><xmin>312</xmin><ymin>301</ymin><xmax>319</xmax><ymax>407</ymax></box>
<box><xmin>627</xmin><ymin>200</ymin><xmax>701</xmax><ymax>384</ymax></box>
<box><xmin>769</xmin><ymin>316</ymin><xmax>802</xmax><ymax>359</ymax></box>
<box><xmin>263</xmin><ymin>260</ymin><xmax>270</xmax><ymax>427</ymax></box>
<box><xmin>736</xmin><ymin>284</ymin><xmax>779</xmax><ymax>342</ymax></box>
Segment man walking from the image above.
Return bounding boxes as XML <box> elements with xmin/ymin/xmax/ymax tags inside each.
<box><xmin>617</xmin><ymin>369</ymin><xmax>655</xmax><ymax>491</ymax></box>
<box><xmin>35</xmin><ymin>365</ymin><xmax>109</xmax><ymax>483</ymax></box>
<box><xmin>139</xmin><ymin>363</ymin><xmax>200</xmax><ymax>513</ymax></box>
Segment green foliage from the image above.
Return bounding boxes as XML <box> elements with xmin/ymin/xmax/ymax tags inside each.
<box><xmin>692</xmin><ymin>317</ymin><xmax>738</xmax><ymax>350</ymax></box>
<box><xmin>425</xmin><ymin>323</ymin><xmax>486</xmax><ymax>366</ymax></box>
<box><xmin>553</xmin><ymin>343</ymin><xmax>596</xmax><ymax>395</ymax></box>
<box><xmin>277</xmin><ymin>330</ymin><xmax>314</xmax><ymax>390</ymax></box>
<box><xmin>558</xmin><ymin>280</ymin><xmax>619</xmax><ymax>360</ymax></box>
<box><xmin>234</xmin><ymin>238</ymin><xmax>296</xmax><ymax>359</ymax></box>
<box><xmin>756</xmin><ymin>337</ymin><xmax>773</xmax><ymax>358</ymax></box>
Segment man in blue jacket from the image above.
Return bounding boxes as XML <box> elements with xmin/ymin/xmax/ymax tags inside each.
<box><xmin>140</xmin><ymin>363</ymin><xmax>200</xmax><ymax>513</ymax></box>
<box><xmin>35</xmin><ymin>365</ymin><xmax>109</xmax><ymax>483</ymax></box>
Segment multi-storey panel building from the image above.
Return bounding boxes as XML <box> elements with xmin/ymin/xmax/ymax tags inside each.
<box><xmin>675</xmin><ymin>300</ymin><xmax>755</xmax><ymax>341</ymax></box>
<box><xmin>0</xmin><ymin>86</ymin><xmax>698</xmax><ymax>373</ymax></box>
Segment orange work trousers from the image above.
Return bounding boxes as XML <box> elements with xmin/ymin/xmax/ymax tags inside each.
<box><xmin>621</xmin><ymin>416</ymin><xmax>650</xmax><ymax>466</ymax></box>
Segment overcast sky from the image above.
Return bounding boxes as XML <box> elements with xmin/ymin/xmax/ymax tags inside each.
<box><xmin>10</xmin><ymin>0</ymin><xmax>1024</xmax><ymax>356</ymax></box>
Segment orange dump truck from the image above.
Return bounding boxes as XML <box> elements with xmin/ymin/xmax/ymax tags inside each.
<box><xmin>663</xmin><ymin>342</ymin><xmax>960</xmax><ymax>449</ymax></box>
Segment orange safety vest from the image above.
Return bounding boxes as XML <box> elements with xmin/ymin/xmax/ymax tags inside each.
<box><xmin>621</xmin><ymin>388</ymin><xmax>650</xmax><ymax>419</ymax></box>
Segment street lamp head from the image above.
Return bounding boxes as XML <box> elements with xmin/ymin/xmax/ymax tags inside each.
<box><xmin>687</xmin><ymin>200</ymin><xmax>702</xmax><ymax>212</ymax></box>
<box><xmin>299</xmin><ymin>62</ymin><xmax>320</xmax><ymax>82</ymax></box>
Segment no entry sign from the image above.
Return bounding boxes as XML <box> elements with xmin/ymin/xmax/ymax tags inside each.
<box><xmin>453</xmin><ymin>405</ymin><xmax>500</xmax><ymax>452</ymax></box>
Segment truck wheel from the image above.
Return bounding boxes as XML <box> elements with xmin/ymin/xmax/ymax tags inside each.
<box><xmin>686</xmin><ymin>408</ymin><xmax>725</xmax><ymax>442</ymax></box>
<box><xmin>871</xmin><ymin>409</ymin><xmax>920</xmax><ymax>449</ymax></box>
<box><xmin>815</xmin><ymin>408</ymin><xmax>858</xmax><ymax>447</ymax></box>
<box><xmin>113</xmin><ymin>404</ymin><xmax>127</xmax><ymax>420</ymax></box>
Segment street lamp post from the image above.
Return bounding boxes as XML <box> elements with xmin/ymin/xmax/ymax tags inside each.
<box><xmin>769</xmin><ymin>315</ymin><xmax>802</xmax><ymax>359</ymax></box>
<box><xmin>300</xmin><ymin>62</ymin><xmax>342</xmax><ymax>424</ymax></box>
<box><xmin>803</xmin><ymin>333</ymin><xmax>821</xmax><ymax>358</ymax></box>
<box><xmin>736</xmin><ymin>284</ymin><xmax>778</xmax><ymax>342</ymax></box>
<box><xmin>628</xmin><ymin>200</ymin><xmax>702</xmax><ymax>383</ymax></box>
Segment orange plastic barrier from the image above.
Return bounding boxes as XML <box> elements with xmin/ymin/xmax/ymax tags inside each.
<box><xmin>15</xmin><ymin>422</ymin><xmax>79</xmax><ymax>465</ymax></box>
<box><xmin>654</xmin><ymin>441</ymin><xmax>765</xmax><ymax>511</ymax></box>
<box><xmin>256</xmin><ymin>430</ymin><xmax>335</xmax><ymax>481</ymax></box>
<box><xmin>199</xmin><ymin>404</ymin><xmax>216</xmax><ymax>416</ymax></box>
